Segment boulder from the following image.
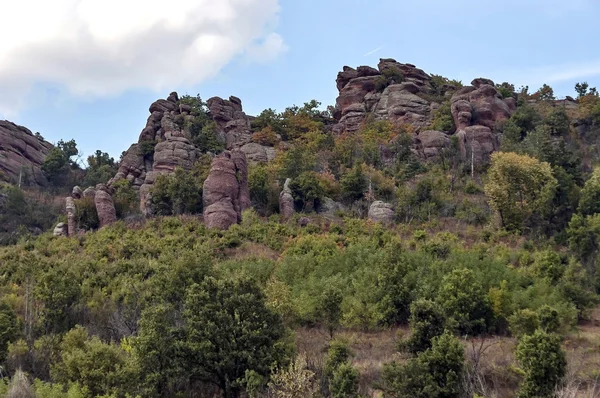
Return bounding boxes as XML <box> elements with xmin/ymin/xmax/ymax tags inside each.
<box><xmin>202</xmin><ymin>151</ymin><xmax>249</xmax><ymax>229</ymax></box>
<box><xmin>279</xmin><ymin>178</ymin><xmax>294</xmax><ymax>220</ymax></box>
<box><xmin>451</xmin><ymin>83</ymin><xmax>511</xmax><ymax>130</ymax></box>
<box><xmin>317</xmin><ymin>197</ymin><xmax>345</xmax><ymax>218</ymax></box>
<box><xmin>373</xmin><ymin>84</ymin><xmax>432</xmax><ymax>129</ymax></box>
<box><xmin>72</xmin><ymin>186</ymin><xmax>83</xmax><ymax>199</ymax></box>
<box><xmin>65</xmin><ymin>197</ymin><xmax>77</xmax><ymax>236</ymax></box>
<box><xmin>240</xmin><ymin>143</ymin><xmax>276</xmax><ymax>164</ymax></box>
<box><xmin>53</xmin><ymin>222</ymin><xmax>68</xmax><ymax>237</ymax></box>
<box><xmin>298</xmin><ymin>217</ymin><xmax>311</xmax><ymax>227</ymax></box>
<box><xmin>94</xmin><ymin>184</ymin><xmax>117</xmax><ymax>228</ymax></box>
<box><xmin>149</xmin><ymin>99</ymin><xmax>176</xmax><ymax>113</ymax></box>
<box><xmin>83</xmin><ymin>187</ymin><xmax>96</xmax><ymax>198</ymax></box>
<box><xmin>368</xmin><ymin>201</ymin><xmax>395</xmax><ymax>225</ymax></box>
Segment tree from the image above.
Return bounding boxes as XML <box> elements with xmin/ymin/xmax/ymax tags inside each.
<box><xmin>485</xmin><ymin>152</ymin><xmax>558</xmax><ymax>231</ymax></box>
<box><xmin>183</xmin><ymin>277</ymin><xmax>290</xmax><ymax>398</ymax></box>
<box><xmin>534</xmin><ymin>84</ymin><xmax>555</xmax><ymax>101</ymax></box>
<box><xmin>575</xmin><ymin>82</ymin><xmax>590</xmax><ymax>98</ymax></box>
<box><xmin>578</xmin><ymin>167</ymin><xmax>600</xmax><ymax>217</ymax></box>
<box><xmin>0</xmin><ymin>302</ymin><xmax>18</xmax><ymax>363</ymax></box>
<box><xmin>382</xmin><ymin>331</ymin><xmax>465</xmax><ymax>398</ymax></box>
<box><xmin>340</xmin><ymin>164</ymin><xmax>367</xmax><ymax>202</ymax></box>
<box><xmin>329</xmin><ymin>363</ymin><xmax>359</xmax><ymax>398</ymax></box>
<box><xmin>437</xmin><ymin>268</ymin><xmax>493</xmax><ymax>335</ymax></box>
<box><xmin>403</xmin><ymin>299</ymin><xmax>446</xmax><ymax>355</ymax></box>
<box><xmin>83</xmin><ymin>150</ymin><xmax>117</xmax><ymax>187</ymax></box>
<box><xmin>516</xmin><ymin>329</ymin><xmax>566</xmax><ymax>398</ymax></box>
<box><xmin>317</xmin><ymin>287</ymin><xmax>343</xmax><ymax>338</ymax></box>
<box><xmin>289</xmin><ymin>172</ymin><xmax>324</xmax><ymax>211</ymax></box>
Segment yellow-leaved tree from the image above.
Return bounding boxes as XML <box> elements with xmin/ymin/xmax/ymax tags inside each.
<box><xmin>485</xmin><ymin>152</ymin><xmax>557</xmax><ymax>231</ymax></box>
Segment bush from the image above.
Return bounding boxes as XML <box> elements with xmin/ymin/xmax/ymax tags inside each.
<box><xmin>382</xmin><ymin>331</ymin><xmax>464</xmax><ymax>398</ymax></box>
<box><xmin>402</xmin><ymin>299</ymin><xmax>446</xmax><ymax>355</ymax></box>
<box><xmin>329</xmin><ymin>363</ymin><xmax>359</xmax><ymax>398</ymax></box>
<box><xmin>516</xmin><ymin>329</ymin><xmax>566</xmax><ymax>398</ymax></box>
<box><xmin>267</xmin><ymin>355</ymin><xmax>318</xmax><ymax>398</ymax></box>
<box><xmin>289</xmin><ymin>172</ymin><xmax>324</xmax><ymax>211</ymax></box>
<box><xmin>75</xmin><ymin>197</ymin><xmax>100</xmax><ymax>230</ymax></box>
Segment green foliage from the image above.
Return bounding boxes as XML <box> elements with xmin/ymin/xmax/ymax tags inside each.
<box><xmin>150</xmin><ymin>157</ymin><xmax>211</xmax><ymax>216</ymax></box>
<box><xmin>429</xmin><ymin>101</ymin><xmax>455</xmax><ymax>132</ymax></box>
<box><xmin>496</xmin><ymin>82</ymin><xmax>515</xmax><ymax>99</ymax></box>
<box><xmin>74</xmin><ymin>197</ymin><xmax>99</xmax><ymax>231</ymax></box>
<box><xmin>437</xmin><ymin>268</ymin><xmax>493</xmax><ymax>335</ymax></box>
<box><xmin>485</xmin><ymin>152</ymin><xmax>558</xmax><ymax>231</ymax></box>
<box><xmin>83</xmin><ymin>150</ymin><xmax>118</xmax><ymax>187</ymax></box>
<box><xmin>267</xmin><ymin>355</ymin><xmax>318</xmax><ymax>398</ymax></box>
<box><xmin>531</xmin><ymin>250</ymin><xmax>565</xmax><ymax>284</ymax></box>
<box><xmin>317</xmin><ymin>287</ymin><xmax>343</xmax><ymax>337</ymax></box>
<box><xmin>402</xmin><ymin>299</ymin><xmax>446</xmax><ymax>355</ymax></box>
<box><xmin>0</xmin><ymin>301</ymin><xmax>18</xmax><ymax>363</ymax></box>
<box><xmin>330</xmin><ymin>363</ymin><xmax>359</xmax><ymax>398</ymax></box>
<box><xmin>516</xmin><ymin>329</ymin><xmax>566</xmax><ymax>398</ymax></box>
<box><xmin>289</xmin><ymin>171</ymin><xmax>324</xmax><ymax>211</ymax></box>
<box><xmin>112</xmin><ymin>179</ymin><xmax>138</xmax><ymax>218</ymax></box>
<box><xmin>533</xmin><ymin>84</ymin><xmax>556</xmax><ymax>101</ymax></box>
<box><xmin>42</xmin><ymin>139</ymin><xmax>79</xmax><ymax>186</ymax></box>
<box><xmin>248</xmin><ymin>165</ymin><xmax>279</xmax><ymax>215</ymax></box>
<box><xmin>324</xmin><ymin>340</ymin><xmax>353</xmax><ymax>377</ymax></box>
<box><xmin>183</xmin><ymin>277</ymin><xmax>290</xmax><ymax>397</ymax></box>
<box><xmin>138</xmin><ymin>140</ymin><xmax>157</xmax><ymax>157</ymax></box>
<box><xmin>578</xmin><ymin>167</ymin><xmax>600</xmax><ymax>217</ymax></box>
<box><xmin>375</xmin><ymin>67</ymin><xmax>405</xmax><ymax>92</ymax></box>
<box><xmin>382</xmin><ymin>331</ymin><xmax>464</xmax><ymax>398</ymax></box>
<box><xmin>340</xmin><ymin>164</ymin><xmax>367</xmax><ymax>202</ymax></box>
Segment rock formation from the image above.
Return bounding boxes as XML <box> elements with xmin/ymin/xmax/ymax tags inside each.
<box><xmin>53</xmin><ymin>223</ymin><xmax>68</xmax><ymax>237</ymax></box>
<box><xmin>415</xmin><ymin>130</ymin><xmax>452</xmax><ymax>161</ymax></box>
<box><xmin>202</xmin><ymin>150</ymin><xmax>250</xmax><ymax>230</ymax></box>
<box><xmin>279</xmin><ymin>178</ymin><xmax>294</xmax><ymax>220</ymax></box>
<box><xmin>83</xmin><ymin>187</ymin><xmax>96</xmax><ymax>198</ymax></box>
<box><xmin>72</xmin><ymin>186</ymin><xmax>83</xmax><ymax>199</ymax></box>
<box><xmin>108</xmin><ymin>92</ymin><xmax>274</xmax><ymax>215</ymax></box>
<box><xmin>333</xmin><ymin>59</ymin><xmax>445</xmax><ymax>134</ymax></box>
<box><xmin>65</xmin><ymin>197</ymin><xmax>77</xmax><ymax>236</ymax></box>
<box><xmin>0</xmin><ymin>121</ymin><xmax>53</xmax><ymax>186</ymax></box>
<box><xmin>94</xmin><ymin>184</ymin><xmax>117</xmax><ymax>228</ymax></box>
<box><xmin>368</xmin><ymin>201</ymin><xmax>395</xmax><ymax>225</ymax></box>
<box><xmin>317</xmin><ymin>197</ymin><xmax>346</xmax><ymax>218</ymax></box>
<box><xmin>450</xmin><ymin>78</ymin><xmax>515</xmax><ymax>165</ymax></box>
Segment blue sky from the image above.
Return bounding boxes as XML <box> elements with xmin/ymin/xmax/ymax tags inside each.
<box><xmin>1</xmin><ymin>0</ymin><xmax>600</xmax><ymax>160</ymax></box>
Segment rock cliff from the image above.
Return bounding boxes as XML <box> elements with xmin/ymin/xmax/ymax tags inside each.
<box><xmin>0</xmin><ymin>121</ymin><xmax>53</xmax><ymax>186</ymax></box>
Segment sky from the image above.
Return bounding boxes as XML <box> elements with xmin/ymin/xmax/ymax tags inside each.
<box><xmin>1</xmin><ymin>0</ymin><xmax>600</xmax><ymax>160</ymax></box>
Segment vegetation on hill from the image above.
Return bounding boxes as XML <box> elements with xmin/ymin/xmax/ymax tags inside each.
<box><xmin>1</xmin><ymin>81</ymin><xmax>600</xmax><ymax>397</ymax></box>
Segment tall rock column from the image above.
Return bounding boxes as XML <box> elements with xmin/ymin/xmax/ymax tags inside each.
<box><xmin>94</xmin><ymin>184</ymin><xmax>117</xmax><ymax>228</ymax></box>
<box><xmin>202</xmin><ymin>151</ymin><xmax>249</xmax><ymax>230</ymax></box>
<box><xmin>65</xmin><ymin>197</ymin><xmax>77</xmax><ymax>236</ymax></box>
<box><xmin>279</xmin><ymin>179</ymin><xmax>294</xmax><ymax>220</ymax></box>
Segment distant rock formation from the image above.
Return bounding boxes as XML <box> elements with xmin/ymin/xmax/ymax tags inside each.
<box><xmin>368</xmin><ymin>201</ymin><xmax>395</xmax><ymax>225</ymax></box>
<box><xmin>65</xmin><ymin>197</ymin><xmax>77</xmax><ymax>236</ymax></box>
<box><xmin>53</xmin><ymin>223</ymin><xmax>68</xmax><ymax>237</ymax></box>
<box><xmin>333</xmin><ymin>59</ymin><xmax>444</xmax><ymax>134</ymax></box>
<box><xmin>451</xmin><ymin>78</ymin><xmax>515</xmax><ymax>165</ymax></box>
<box><xmin>202</xmin><ymin>150</ymin><xmax>250</xmax><ymax>230</ymax></box>
<box><xmin>0</xmin><ymin>120</ymin><xmax>53</xmax><ymax>186</ymax></box>
<box><xmin>279</xmin><ymin>178</ymin><xmax>294</xmax><ymax>220</ymax></box>
<box><xmin>95</xmin><ymin>184</ymin><xmax>117</xmax><ymax>228</ymax></box>
<box><xmin>108</xmin><ymin>92</ymin><xmax>275</xmax><ymax>215</ymax></box>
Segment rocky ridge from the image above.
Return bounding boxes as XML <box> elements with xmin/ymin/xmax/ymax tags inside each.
<box><xmin>0</xmin><ymin>121</ymin><xmax>53</xmax><ymax>186</ymax></box>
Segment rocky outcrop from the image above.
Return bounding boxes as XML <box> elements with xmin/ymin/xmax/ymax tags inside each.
<box><xmin>66</xmin><ymin>197</ymin><xmax>77</xmax><ymax>237</ymax></box>
<box><xmin>108</xmin><ymin>92</ymin><xmax>266</xmax><ymax>215</ymax></box>
<box><xmin>416</xmin><ymin>130</ymin><xmax>451</xmax><ymax>161</ymax></box>
<box><xmin>202</xmin><ymin>150</ymin><xmax>250</xmax><ymax>230</ymax></box>
<box><xmin>53</xmin><ymin>223</ymin><xmax>68</xmax><ymax>237</ymax></box>
<box><xmin>451</xmin><ymin>80</ymin><xmax>512</xmax><ymax>130</ymax></box>
<box><xmin>449</xmin><ymin>78</ymin><xmax>514</xmax><ymax>165</ymax></box>
<box><xmin>72</xmin><ymin>186</ymin><xmax>83</xmax><ymax>199</ymax></box>
<box><xmin>333</xmin><ymin>59</ymin><xmax>440</xmax><ymax>133</ymax></box>
<box><xmin>368</xmin><ymin>201</ymin><xmax>395</xmax><ymax>225</ymax></box>
<box><xmin>0</xmin><ymin>121</ymin><xmax>53</xmax><ymax>186</ymax></box>
<box><xmin>83</xmin><ymin>187</ymin><xmax>96</xmax><ymax>198</ymax></box>
<box><xmin>279</xmin><ymin>178</ymin><xmax>294</xmax><ymax>220</ymax></box>
<box><xmin>94</xmin><ymin>184</ymin><xmax>117</xmax><ymax>228</ymax></box>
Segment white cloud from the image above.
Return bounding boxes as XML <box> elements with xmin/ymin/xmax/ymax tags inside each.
<box><xmin>0</xmin><ymin>0</ymin><xmax>284</xmax><ymax>116</ymax></box>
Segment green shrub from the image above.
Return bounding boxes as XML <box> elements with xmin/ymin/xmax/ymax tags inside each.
<box><xmin>402</xmin><ymin>299</ymin><xmax>446</xmax><ymax>355</ymax></box>
<box><xmin>516</xmin><ymin>330</ymin><xmax>566</xmax><ymax>398</ymax></box>
<box><xmin>330</xmin><ymin>363</ymin><xmax>359</xmax><ymax>398</ymax></box>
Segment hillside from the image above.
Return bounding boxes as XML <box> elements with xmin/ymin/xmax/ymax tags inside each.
<box><xmin>1</xmin><ymin>58</ymin><xmax>600</xmax><ymax>397</ymax></box>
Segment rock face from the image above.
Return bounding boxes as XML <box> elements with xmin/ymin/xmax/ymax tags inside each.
<box><xmin>317</xmin><ymin>197</ymin><xmax>346</xmax><ymax>218</ymax></box>
<box><xmin>53</xmin><ymin>223</ymin><xmax>68</xmax><ymax>237</ymax></box>
<box><xmin>368</xmin><ymin>201</ymin><xmax>395</xmax><ymax>225</ymax></box>
<box><xmin>202</xmin><ymin>150</ymin><xmax>250</xmax><ymax>230</ymax></box>
<box><xmin>72</xmin><ymin>186</ymin><xmax>83</xmax><ymax>199</ymax></box>
<box><xmin>449</xmin><ymin>78</ymin><xmax>515</xmax><ymax>165</ymax></box>
<box><xmin>333</xmin><ymin>59</ymin><xmax>445</xmax><ymax>133</ymax></box>
<box><xmin>416</xmin><ymin>130</ymin><xmax>451</xmax><ymax>161</ymax></box>
<box><xmin>94</xmin><ymin>184</ymin><xmax>117</xmax><ymax>228</ymax></box>
<box><xmin>65</xmin><ymin>197</ymin><xmax>77</xmax><ymax>237</ymax></box>
<box><xmin>108</xmin><ymin>92</ymin><xmax>270</xmax><ymax>215</ymax></box>
<box><xmin>279</xmin><ymin>178</ymin><xmax>294</xmax><ymax>220</ymax></box>
<box><xmin>0</xmin><ymin>121</ymin><xmax>53</xmax><ymax>186</ymax></box>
